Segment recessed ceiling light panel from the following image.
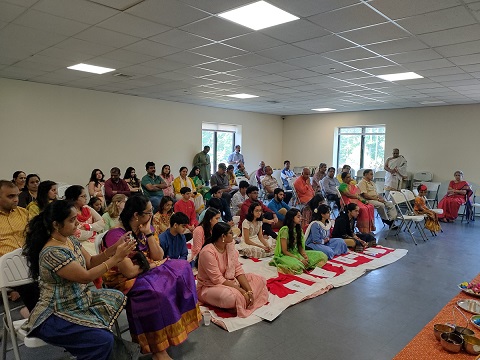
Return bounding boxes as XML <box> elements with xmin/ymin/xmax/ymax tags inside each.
<box><xmin>226</xmin><ymin>93</ymin><xmax>259</xmax><ymax>99</ymax></box>
<box><xmin>67</xmin><ymin>63</ymin><xmax>115</xmax><ymax>74</ymax></box>
<box><xmin>376</xmin><ymin>72</ymin><xmax>423</xmax><ymax>81</ymax></box>
<box><xmin>218</xmin><ymin>1</ymin><xmax>299</xmax><ymax>30</ymax></box>
<box><xmin>312</xmin><ymin>108</ymin><xmax>336</xmax><ymax>112</ymax></box>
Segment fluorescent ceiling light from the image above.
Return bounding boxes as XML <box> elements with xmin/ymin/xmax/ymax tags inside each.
<box><xmin>312</xmin><ymin>108</ymin><xmax>336</xmax><ymax>112</ymax></box>
<box><xmin>67</xmin><ymin>63</ymin><xmax>115</xmax><ymax>74</ymax></box>
<box><xmin>226</xmin><ymin>93</ymin><xmax>259</xmax><ymax>99</ymax></box>
<box><xmin>218</xmin><ymin>1</ymin><xmax>299</xmax><ymax>30</ymax></box>
<box><xmin>376</xmin><ymin>72</ymin><xmax>423</xmax><ymax>81</ymax></box>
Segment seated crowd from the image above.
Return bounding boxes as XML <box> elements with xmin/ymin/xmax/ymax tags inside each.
<box><xmin>1</xmin><ymin>156</ymin><xmax>458</xmax><ymax>359</ymax></box>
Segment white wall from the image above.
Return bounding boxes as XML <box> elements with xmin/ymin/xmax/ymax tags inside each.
<box><xmin>282</xmin><ymin>105</ymin><xmax>480</xmax><ymax>183</ymax></box>
<box><xmin>0</xmin><ymin>78</ymin><xmax>283</xmax><ymax>184</ymax></box>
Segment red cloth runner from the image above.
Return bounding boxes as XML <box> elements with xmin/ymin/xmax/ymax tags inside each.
<box><xmin>394</xmin><ymin>273</ymin><xmax>480</xmax><ymax>360</ymax></box>
<box><xmin>266</xmin><ymin>274</ymin><xmax>315</xmax><ymax>298</ymax></box>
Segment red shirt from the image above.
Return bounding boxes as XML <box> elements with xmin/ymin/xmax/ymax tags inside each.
<box><xmin>294</xmin><ymin>176</ymin><xmax>314</xmax><ymax>204</ymax></box>
<box><xmin>174</xmin><ymin>199</ymin><xmax>198</xmax><ymax>227</ymax></box>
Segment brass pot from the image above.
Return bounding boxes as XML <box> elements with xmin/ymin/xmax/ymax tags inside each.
<box><xmin>463</xmin><ymin>334</ymin><xmax>480</xmax><ymax>355</ymax></box>
<box><xmin>433</xmin><ymin>324</ymin><xmax>454</xmax><ymax>341</ymax></box>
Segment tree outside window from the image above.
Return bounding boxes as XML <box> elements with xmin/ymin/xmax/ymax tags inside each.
<box><xmin>202</xmin><ymin>130</ymin><xmax>235</xmax><ymax>175</ymax></box>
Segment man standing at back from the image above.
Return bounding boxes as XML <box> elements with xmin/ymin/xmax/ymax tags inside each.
<box><xmin>384</xmin><ymin>148</ymin><xmax>408</xmax><ymax>197</ymax></box>
<box><xmin>227</xmin><ymin>145</ymin><xmax>244</xmax><ymax>171</ymax></box>
<box><xmin>141</xmin><ymin>161</ymin><xmax>167</xmax><ymax>211</ymax></box>
<box><xmin>0</xmin><ymin>180</ymin><xmax>39</xmax><ymax>315</ymax></box>
<box><xmin>193</xmin><ymin>146</ymin><xmax>211</xmax><ymax>185</ymax></box>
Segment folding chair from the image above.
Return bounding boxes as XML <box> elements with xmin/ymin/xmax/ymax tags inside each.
<box><xmin>356</xmin><ymin>168</ymin><xmax>367</xmax><ymax>183</ymax></box>
<box><xmin>373</xmin><ymin>170</ymin><xmax>386</xmax><ymax>198</ymax></box>
<box><xmin>471</xmin><ymin>187</ymin><xmax>480</xmax><ymax>222</ymax></box>
<box><xmin>0</xmin><ymin>249</ymin><xmax>47</xmax><ymax>360</ymax></box>
<box><xmin>419</xmin><ymin>182</ymin><xmax>441</xmax><ymax>208</ymax></box>
<box><xmin>401</xmin><ymin>189</ymin><xmax>441</xmax><ymax>236</ymax></box>
<box><xmin>56</xmin><ymin>184</ymin><xmax>71</xmax><ymax>200</ymax></box>
<box><xmin>386</xmin><ymin>191</ymin><xmax>428</xmax><ymax>245</ymax></box>
<box><xmin>412</xmin><ymin>171</ymin><xmax>433</xmax><ymax>189</ymax></box>
<box><xmin>287</xmin><ymin>178</ymin><xmax>302</xmax><ymax>209</ymax></box>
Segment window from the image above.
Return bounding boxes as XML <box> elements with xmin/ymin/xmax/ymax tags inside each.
<box><xmin>202</xmin><ymin>123</ymin><xmax>241</xmax><ymax>175</ymax></box>
<box><xmin>336</xmin><ymin>126</ymin><xmax>385</xmax><ymax>172</ymax></box>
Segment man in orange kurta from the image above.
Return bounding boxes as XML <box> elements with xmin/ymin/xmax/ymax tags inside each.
<box><xmin>293</xmin><ymin>168</ymin><xmax>314</xmax><ymax>204</ymax></box>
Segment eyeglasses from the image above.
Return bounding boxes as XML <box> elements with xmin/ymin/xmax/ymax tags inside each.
<box><xmin>142</xmin><ymin>211</ymin><xmax>153</xmax><ymax>216</ymax></box>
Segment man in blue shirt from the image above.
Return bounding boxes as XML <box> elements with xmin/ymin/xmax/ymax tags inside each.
<box><xmin>267</xmin><ymin>188</ymin><xmax>291</xmax><ymax>227</ymax></box>
<box><xmin>281</xmin><ymin>160</ymin><xmax>296</xmax><ymax>190</ymax></box>
<box><xmin>227</xmin><ymin>145</ymin><xmax>244</xmax><ymax>171</ymax></box>
<box><xmin>159</xmin><ymin>212</ymin><xmax>189</xmax><ymax>260</ymax></box>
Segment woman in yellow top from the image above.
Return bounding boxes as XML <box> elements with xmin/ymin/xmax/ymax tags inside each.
<box><xmin>27</xmin><ymin>181</ymin><xmax>58</xmax><ymax>221</ymax></box>
<box><xmin>173</xmin><ymin>166</ymin><xmax>204</xmax><ymax>214</ymax></box>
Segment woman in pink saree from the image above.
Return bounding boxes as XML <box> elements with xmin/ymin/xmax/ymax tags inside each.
<box><xmin>339</xmin><ymin>172</ymin><xmax>375</xmax><ymax>233</ymax></box>
<box><xmin>438</xmin><ymin>170</ymin><xmax>472</xmax><ymax>222</ymax></box>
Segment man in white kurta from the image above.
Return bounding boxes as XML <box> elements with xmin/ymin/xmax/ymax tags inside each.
<box><xmin>384</xmin><ymin>148</ymin><xmax>407</xmax><ymax>196</ymax></box>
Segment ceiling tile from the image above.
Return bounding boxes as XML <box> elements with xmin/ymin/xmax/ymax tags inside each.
<box><xmin>435</xmin><ymin>40</ymin><xmax>480</xmax><ymax>57</ymax></box>
<box><xmin>284</xmin><ymin>54</ymin><xmax>334</xmax><ymax>68</ymax></box>
<box><xmin>32</xmin><ymin>0</ymin><xmax>120</xmax><ymax>25</ymax></box>
<box><xmin>55</xmin><ymin>37</ymin><xmax>116</xmax><ymax>56</ymax></box>
<box><xmin>365</xmin><ymin>37</ymin><xmax>428</xmax><ymax>55</ymax></box>
<box><xmin>13</xmin><ymin>9</ymin><xmax>90</xmax><ymax>36</ymax></box>
<box><xmin>397</xmin><ymin>6</ymin><xmax>476</xmax><ymax>35</ymax></box>
<box><xmin>75</xmin><ymin>27</ymin><xmax>141</xmax><ymax>48</ymax></box>
<box><xmin>344</xmin><ymin>56</ymin><xmax>396</xmax><ymax>69</ymax></box>
<box><xmin>429</xmin><ymin>73</ymin><xmax>473</xmax><ymax>82</ymax></box>
<box><xmin>100</xmin><ymin>49</ymin><xmax>156</xmax><ymax>64</ymax></box>
<box><xmin>0</xmin><ymin>23</ymin><xmax>67</xmax><ymax>48</ymax></box>
<box><xmin>126</xmin><ymin>0</ymin><xmax>209</xmax><ymax>27</ymax></box>
<box><xmin>387</xmin><ymin>49</ymin><xmax>443</xmax><ymax>64</ymax></box>
<box><xmin>418</xmin><ymin>24</ymin><xmax>480</xmax><ymax>47</ymax></box>
<box><xmin>405</xmin><ymin>58</ymin><xmax>454</xmax><ymax>71</ymax></box>
<box><xmin>225</xmin><ymin>68</ymin><xmax>268</xmax><ymax>78</ymax></box>
<box><xmin>328</xmin><ymin>70</ymin><xmax>371</xmax><ymax>80</ymax></box>
<box><xmin>448</xmin><ymin>53</ymin><xmax>480</xmax><ymax>66</ymax></box>
<box><xmin>97</xmin><ymin>13</ymin><xmax>170</xmax><ymax>38</ymax></box>
<box><xmin>162</xmin><ymin>51</ymin><xmax>215</xmax><ymax>66</ymax></box>
<box><xmin>365</xmin><ymin>65</ymin><xmax>408</xmax><ymax>75</ymax></box>
<box><xmin>0</xmin><ymin>2</ymin><xmax>26</xmax><ymax>22</ymax></box>
<box><xmin>191</xmin><ymin>43</ymin><xmax>246</xmax><ymax>59</ymax></box>
<box><xmin>175</xmin><ymin>66</ymin><xmax>218</xmax><ymax>77</ymax></box>
<box><xmin>308</xmin><ymin>3</ymin><xmax>387</xmax><ymax>32</ymax></box>
<box><xmin>277</xmin><ymin>69</ymin><xmax>320</xmax><ymax>79</ymax></box>
<box><xmin>124</xmin><ymin>40</ymin><xmax>181</xmax><ymax>57</ymax></box>
<box><xmin>269</xmin><ymin>0</ymin><xmax>360</xmax><ymax>17</ymax></box>
<box><xmin>226</xmin><ymin>53</ymin><xmax>273</xmax><ymax>67</ymax></box>
<box><xmin>201</xmin><ymin>73</ymin><xmax>240</xmax><ymax>82</ymax></box>
<box><xmin>340</xmin><ymin>23</ymin><xmax>410</xmax><ymax>45</ymax></box>
<box><xmin>294</xmin><ymin>35</ymin><xmax>355</xmax><ymax>54</ymax></box>
<box><xmin>149</xmin><ymin>29</ymin><xmax>212</xmax><ymax>50</ymax></box>
<box><xmin>257</xmin><ymin>44</ymin><xmax>313</xmax><ymax>61</ymax></box>
<box><xmin>196</xmin><ymin>60</ymin><xmax>243</xmax><ymax>72</ymax></box>
<box><xmin>370</xmin><ymin>0</ymin><xmax>461</xmax><ymax>19</ymax></box>
<box><xmin>323</xmin><ymin>47</ymin><xmax>377</xmax><ymax>62</ymax></box>
<box><xmin>254</xmin><ymin>62</ymin><xmax>299</xmax><ymax>74</ymax></box>
<box><xmin>260</xmin><ymin>20</ymin><xmax>329</xmax><ymax>43</ymax></box>
<box><xmin>140</xmin><ymin>58</ymin><xmax>187</xmax><ymax>71</ymax></box>
<box><xmin>309</xmin><ymin>63</ymin><xmax>355</xmax><ymax>74</ymax></box>
<box><xmin>180</xmin><ymin>16</ymin><xmax>252</xmax><ymax>42</ymax></box>
<box><xmin>177</xmin><ymin>0</ymin><xmax>253</xmax><ymax>14</ymax></box>
<box><xmin>460</xmin><ymin>64</ymin><xmax>480</xmax><ymax>72</ymax></box>
<box><xmin>420</xmin><ymin>67</ymin><xmax>465</xmax><ymax>77</ymax></box>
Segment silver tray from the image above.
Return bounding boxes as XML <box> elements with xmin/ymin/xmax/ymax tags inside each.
<box><xmin>457</xmin><ymin>299</ymin><xmax>480</xmax><ymax>315</ymax></box>
<box><xmin>458</xmin><ymin>284</ymin><xmax>480</xmax><ymax>298</ymax></box>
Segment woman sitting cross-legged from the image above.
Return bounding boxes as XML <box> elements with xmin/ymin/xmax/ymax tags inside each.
<box><xmin>173</xmin><ymin>166</ymin><xmax>205</xmax><ymax>214</ymax></box>
<box><xmin>269</xmin><ymin>208</ymin><xmax>328</xmax><ymax>275</ymax></box>
<box><xmin>331</xmin><ymin>203</ymin><xmax>377</xmax><ymax>252</ymax></box>
<box><xmin>304</xmin><ymin>204</ymin><xmax>348</xmax><ymax>259</ymax></box>
<box><xmin>189</xmin><ymin>166</ymin><xmax>210</xmax><ymax>199</ymax></box>
<box><xmin>414</xmin><ymin>184</ymin><xmax>442</xmax><ymax>232</ymax></box>
<box><xmin>196</xmin><ymin>222</ymin><xmax>269</xmax><ymax>318</ymax></box>
<box><xmin>190</xmin><ymin>207</ymin><xmax>221</xmax><ymax>264</ymax></box>
<box><xmin>22</xmin><ymin>200</ymin><xmax>136</xmax><ymax>360</ymax></box>
<box><xmin>103</xmin><ymin>195</ymin><xmax>201</xmax><ymax>360</ymax></box>
<box><xmin>237</xmin><ymin>202</ymin><xmax>275</xmax><ymax>258</ymax></box>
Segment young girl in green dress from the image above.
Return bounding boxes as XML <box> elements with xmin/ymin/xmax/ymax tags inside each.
<box><xmin>270</xmin><ymin>208</ymin><xmax>328</xmax><ymax>274</ymax></box>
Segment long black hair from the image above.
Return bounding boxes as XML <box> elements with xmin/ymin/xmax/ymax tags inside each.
<box><xmin>24</xmin><ymin>200</ymin><xmax>75</xmax><ymax>279</ymax></box>
<box><xmin>119</xmin><ymin>195</ymin><xmax>149</xmax><ymax>233</ymax></box>
<box><xmin>188</xmin><ymin>166</ymin><xmax>202</xmax><ymax>180</ymax></box>
<box><xmin>204</xmin><ymin>222</ymin><xmax>231</xmax><ymax>248</ymax></box>
<box><xmin>64</xmin><ymin>185</ymin><xmax>84</xmax><ymax>202</ymax></box>
<box><xmin>37</xmin><ymin>180</ymin><xmax>57</xmax><ymax>211</ymax></box>
<box><xmin>312</xmin><ymin>204</ymin><xmax>331</xmax><ymax>222</ymax></box>
<box><xmin>24</xmin><ymin>174</ymin><xmax>40</xmax><ymax>191</ymax></box>
<box><xmin>89</xmin><ymin>169</ymin><xmax>104</xmax><ymax>186</ymax></box>
<box><xmin>284</xmin><ymin>208</ymin><xmax>303</xmax><ymax>250</ymax></box>
<box><xmin>200</xmin><ymin>207</ymin><xmax>221</xmax><ymax>241</ymax></box>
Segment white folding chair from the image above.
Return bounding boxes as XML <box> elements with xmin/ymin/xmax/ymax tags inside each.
<box><xmin>419</xmin><ymin>182</ymin><xmax>441</xmax><ymax>208</ymax></box>
<box><xmin>287</xmin><ymin>178</ymin><xmax>301</xmax><ymax>209</ymax></box>
<box><xmin>248</xmin><ymin>171</ymin><xmax>257</xmax><ymax>187</ymax></box>
<box><xmin>56</xmin><ymin>184</ymin><xmax>71</xmax><ymax>200</ymax></box>
<box><xmin>386</xmin><ymin>191</ymin><xmax>428</xmax><ymax>245</ymax></box>
<box><xmin>0</xmin><ymin>249</ymin><xmax>47</xmax><ymax>360</ymax></box>
<box><xmin>412</xmin><ymin>171</ymin><xmax>433</xmax><ymax>189</ymax></box>
<box><xmin>471</xmin><ymin>187</ymin><xmax>480</xmax><ymax>222</ymax></box>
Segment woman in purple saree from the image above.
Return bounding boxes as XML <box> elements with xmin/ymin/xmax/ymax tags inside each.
<box><xmin>103</xmin><ymin>195</ymin><xmax>201</xmax><ymax>360</ymax></box>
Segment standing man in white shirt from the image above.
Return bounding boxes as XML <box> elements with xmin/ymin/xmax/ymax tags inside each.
<box><xmin>227</xmin><ymin>145</ymin><xmax>244</xmax><ymax>171</ymax></box>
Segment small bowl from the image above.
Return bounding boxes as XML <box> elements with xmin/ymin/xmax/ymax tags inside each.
<box><xmin>454</xmin><ymin>325</ymin><xmax>475</xmax><ymax>337</ymax></box>
<box><xmin>433</xmin><ymin>323</ymin><xmax>454</xmax><ymax>341</ymax></box>
<box><xmin>463</xmin><ymin>334</ymin><xmax>480</xmax><ymax>355</ymax></box>
<box><xmin>440</xmin><ymin>332</ymin><xmax>463</xmax><ymax>353</ymax></box>
<box><xmin>472</xmin><ymin>315</ymin><xmax>480</xmax><ymax>330</ymax></box>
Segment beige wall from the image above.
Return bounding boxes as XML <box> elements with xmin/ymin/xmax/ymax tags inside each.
<box><xmin>282</xmin><ymin>105</ymin><xmax>480</xmax><ymax>184</ymax></box>
<box><xmin>0</xmin><ymin>78</ymin><xmax>282</xmax><ymax>184</ymax></box>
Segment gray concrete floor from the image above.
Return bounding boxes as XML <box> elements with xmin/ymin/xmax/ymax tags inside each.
<box><xmin>3</xmin><ymin>217</ymin><xmax>480</xmax><ymax>360</ymax></box>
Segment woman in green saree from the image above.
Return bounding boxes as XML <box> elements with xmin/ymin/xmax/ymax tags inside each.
<box><xmin>270</xmin><ymin>208</ymin><xmax>327</xmax><ymax>275</ymax></box>
<box><xmin>189</xmin><ymin>166</ymin><xmax>211</xmax><ymax>201</ymax></box>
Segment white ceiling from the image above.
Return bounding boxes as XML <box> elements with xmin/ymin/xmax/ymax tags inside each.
<box><xmin>2</xmin><ymin>0</ymin><xmax>480</xmax><ymax>115</ymax></box>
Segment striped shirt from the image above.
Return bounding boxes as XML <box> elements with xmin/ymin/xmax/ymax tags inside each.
<box><xmin>0</xmin><ymin>207</ymin><xmax>28</xmax><ymax>256</ymax></box>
